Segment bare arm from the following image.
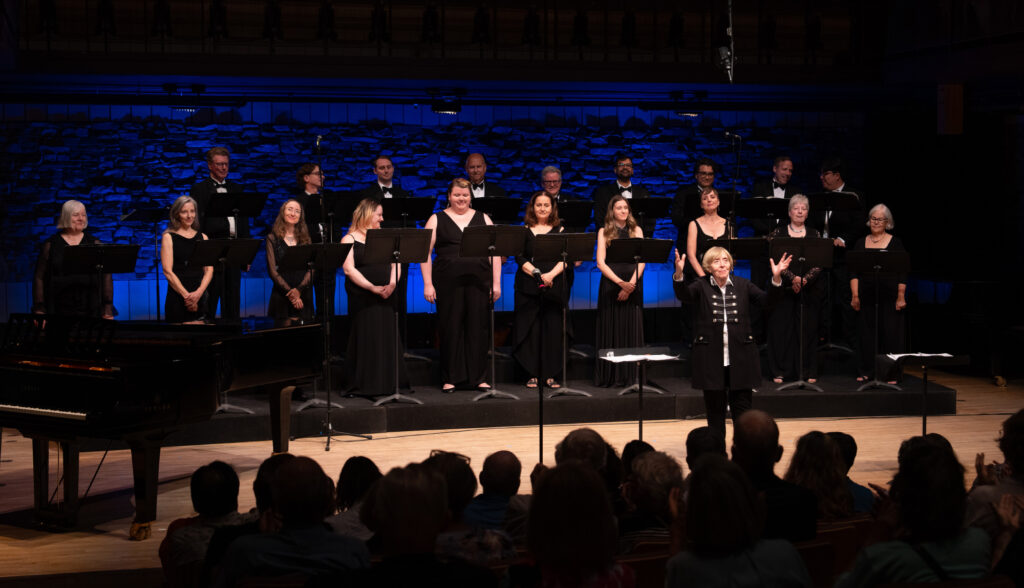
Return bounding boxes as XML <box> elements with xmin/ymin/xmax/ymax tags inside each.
<box><xmin>686</xmin><ymin>221</ymin><xmax>704</xmax><ymax>277</ymax></box>
<box><xmin>850</xmin><ymin>277</ymin><xmax>860</xmax><ymax>311</ymax></box>
<box><xmin>484</xmin><ymin>213</ymin><xmax>501</xmax><ymax>302</ymax></box>
<box><xmin>161</xmin><ymin>233</ymin><xmax>191</xmax><ymax>298</ymax></box>
<box><xmin>633</xmin><ymin>226</ymin><xmax>645</xmax><ymax>281</ymax></box>
<box><xmin>421</xmin><ymin>214</ymin><xmax>438</xmax><ymax>303</ymax></box>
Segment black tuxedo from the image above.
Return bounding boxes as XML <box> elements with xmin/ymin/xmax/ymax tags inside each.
<box><xmin>189</xmin><ymin>177</ymin><xmax>250</xmax><ymax>320</ymax></box>
<box><xmin>591</xmin><ymin>182</ymin><xmax>651</xmax><ymax>225</ymax></box>
<box><xmin>291</xmin><ymin>189</ymin><xmax>326</xmax><ymax>244</ymax></box>
<box><xmin>810</xmin><ymin>186</ymin><xmax>864</xmax><ymax>246</ymax></box>
<box><xmin>810</xmin><ymin>185</ymin><xmax>865</xmax><ymax>350</ymax></box>
<box><xmin>357</xmin><ymin>183</ymin><xmax>412</xmax><ymax>203</ymax></box>
<box><xmin>749</xmin><ymin>179</ymin><xmax>801</xmax><ymax>235</ymax></box>
<box><xmin>469</xmin><ymin>181</ymin><xmax>508</xmax><ymax>199</ymax></box>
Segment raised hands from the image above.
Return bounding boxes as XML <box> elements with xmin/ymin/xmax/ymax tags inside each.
<box><xmin>769</xmin><ymin>252</ymin><xmax>793</xmax><ymax>280</ymax></box>
<box><xmin>673</xmin><ymin>248</ymin><xmax>687</xmax><ymax>280</ymax></box>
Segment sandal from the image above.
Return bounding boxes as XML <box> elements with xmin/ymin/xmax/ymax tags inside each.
<box><xmin>477</xmin><ymin>383</ymin><xmax>492</xmax><ymax>390</ymax></box>
<box><xmin>546</xmin><ymin>379</ymin><xmax>561</xmax><ymax>389</ymax></box>
<box><xmin>526</xmin><ymin>378</ymin><xmax>538</xmax><ymax>389</ymax></box>
<box><xmin>772</xmin><ymin>377</ymin><xmax>784</xmax><ymax>384</ymax></box>
<box><xmin>808</xmin><ymin>378</ymin><xmax>817</xmax><ymax>384</ymax></box>
<box><xmin>442</xmin><ymin>384</ymin><xmax>456</xmax><ymax>393</ymax></box>
<box><xmin>855</xmin><ymin>375</ymin><xmax>868</xmax><ymax>383</ymax></box>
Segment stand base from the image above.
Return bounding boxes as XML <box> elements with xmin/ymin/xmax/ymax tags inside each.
<box><xmin>857</xmin><ymin>379</ymin><xmax>902</xmax><ymax>392</ymax></box>
<box><xmin>215</xmin><ymin>403</ymin><xmax>254</xmax><ymax>415</ymax></box>
<box><xmin>373</xmin><ymin>392</ymin><xmax>423</xmax><ymax>406</ymax></box>
<box><xmin>403</xmin><ymin>351</ymin><xmax>432</xmax><ymax>362</ymax></box>
<box><xmin>569</xmin><ymin>348</ymin><xmax>591</xmax><ymax>359</ymax></box>
<box><xmin>617</xmin><ymin>384</ymin><xmax>668</xmax><ymax>396</ymax></box>
<box><xmin>818</xmin><ymin>342</ymin><xmax>854</xmax><ymax>354</ymax></box>
<box><xmin>777</xmin><ymin>380</ymin><xmax>824</xmax><ymax>393</ymax></box>
<box><xmin>488</xmin><ymin>349</ymin><xmax>512</xmax><ymax>360</ymax></box>
<box><xmin>319</xmin><ymin>421</ymin><xmax>372</xmax><ymax>442</ymax></box>
<box><xmin>296</xmin><ymin>398</ymin><xmax>345</xmax><ymax>412</ymax></box>
<box><xmin>548</xmin><ymin>386</ymin><xmax>592</xmax><ymax>399</ymax></box>
<box><xmin>472</xmin><ymin>388</ymin><xmax>521</xmax><ymax>402</ymax></box>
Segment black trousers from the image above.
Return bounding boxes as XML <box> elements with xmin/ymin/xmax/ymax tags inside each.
<box><xmin>703</xmin><ymin>367</ymin><xmax>753</xmax><ymax>441</ymax></box>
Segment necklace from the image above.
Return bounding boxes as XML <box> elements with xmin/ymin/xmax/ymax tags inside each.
<box><xmin>788</xmin><ymin>224</ymin><xmax>805</xmax><ymax>235</ymax></box>
<box><xmin>868</xmin><ymin>232</ymin><xmax>887</xmax><ymax>244</ymax></box>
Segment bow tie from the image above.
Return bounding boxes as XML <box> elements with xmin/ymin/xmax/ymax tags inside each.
<box><xmin>616</xmin><ymin>185</ymin><xmax>631</xmax><ymax>194</ymax></box>
<box><xmin>472</xmin><ymin>183</ymin><xmax>484</xmax><ymax>191</ymax></box>
<box><xmin>772</xmin><ymin>181</ymin><xmax>785</xmax><ymax>190</ymax></box>
<box><xmin>380</xmin><ymin>185</ymin><xmax>392</xmax><ymax>193</ymax></box>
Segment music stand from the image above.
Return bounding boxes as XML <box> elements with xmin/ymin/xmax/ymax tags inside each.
<box><xmin>705</xmin><ymin>237</ymin><xmax>768</xmax><ymax>261</ymax></box>
<box><xmin>189</xmin><ymin>238</ymin><xmax>261</xmax><ymax>322</ymax></box>
<box><xmin>379</xmin><ymin>197</ymin><xmax>437</xmax><ymax>362</ymax></box>
<box><xmin>460</xmin><ymin>224</ymin><xmax>529</xmax><ymax>401</ymax></box>
<box><xmin>533</xmin><ymin>233</ymin><xmax>596</xmax><ymax>399</ymax></box>
<box><xmin>604</xmin><ymin>238</ymin><xmax>674</xmax><ymax>396</ymax></box>
<box><xmin>770</xmin><ymin>237</ymin><xmax>834</xmax><ymax>392</ymax></box>
<box><xmin>120</xmin><ymin>206</ymin><xmax>171</xmax><ymax>320</ymax></box>
<box><xmin>626</xmin><ymin>197</ymin><xmax>673</xmax><ymax>237</ymax></box>
<box><xmin>598</xmin><ymin>346</ymin><xmax>676</xmax><ymax>440</ymax></box>
<box><xmin>847</xmin><ymin>249</ymin><xmax>911</xmax><ymax>392</ymax></box>
<box><xmin>471</xmin><ymin>197</ymin><xmax>523</xmax><ymax>225</ymax></box>
<box><xmin>364</xmin><ymin>228</ymin><xmax>433</xmax><ymax>406</ymax></box>
<box><xmin>734</xmin><ymin>197</ymin><xmax>791</xmax><ymax>235</ymax></box>
<box><xmin>63</xmin><ymin>244</ymin><xmax>140</xmax><ymax>319</ymax></box>
<box><xmin>557</xmin><ymin>200</ymin><xmax>595</xmax><ymax>233</ymax></box>
<box><xmin>888</xmin><ymin>353</ymin><xmax>968</xmax><ymax>434</ymax></box>
<box><xmin>713</xmin><ymin>189</ymin><xmax>741</xmax><ymax>221</ymax></box>
<box><xmin>321</xmin><ymin>191</ymin><xmax>364</xmax><ymax>244</ymax></box>
<box><xmin>203</xmin><ymin>191</ymin><xmax>268</xmax><ymax>223</ymax></box>
<box><xmin>808</xmin><ymin>191</ymin><xmax>861</xmax><ymax>354</ymax></box>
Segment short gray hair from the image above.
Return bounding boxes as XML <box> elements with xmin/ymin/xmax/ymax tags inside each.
<box><xmin>540</xmin><ymin>165</ymin><xmax>562</xmax><ymax>181</ymax></box>
<box><xmin>788</xmin><ymin>193</ymin><xmax>809</xmax><ymax>212</ymax></box>
<box><xmin>57</xmin><ymin>200</ymin><xmax>87</xmax><ymax>230</ymax></box>
<box><xmin>867</xmin><ymin>203</ymin><xmax>894</xmax><ymax>230</ymax></box>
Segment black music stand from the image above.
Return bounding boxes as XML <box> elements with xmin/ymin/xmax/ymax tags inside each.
<box><xmin>379</xmin><ymin>197</ymin><xmax>437</xmax><ymax>362</ymax></box>
<box><xmin>808</xmin><ymin>191</ymin><xmax>861</xmax><ymax>354</ymax></box>
<box><xmin>189</xmin><ymin>238</ymin><xmax>261</xmax><ymax>322</ymax></box>
<box><xmin>471</xmin><ymin>197</ymin><xmax>523</xmax><ymax>225</ymax></box>
<box><xmin>713</xmin><ymin>190</ymin><xmax>741</xmax><ymax>225</ymax></box>
<box><xmin>533</xmin><ymin>233</ymin><xmax>596</xmax><ymax>399</ymax></box>
<box><xmin>626</xmin><ymin>197</ymin><xmax>673</xmax><ymax>237</ymax></box>
<box><xmin>604</xmin><ymin>238</ymin><xmax>674</xmax><ymax>396</ymax></box>
<box><xmin>888</xmin><ymin>353</ymin><xmax>968</xmax><ymax>434</ymax></box>
<box><xmin>705</xmin><ymin>237</ymin><xmax>768</xmax><ymax>261</ymax></box>
<box><xmin>120</xmin><ymin>206</ymin><xmax>171</xmax><ymax>320</ymax></box>
<box><xmin>557</xmin><ymin>200</ymin><xmax>595</xmax><ymax>233</ymax></box>
<box><xmin>204</xmin><ymin>191</ymin><xmax>268</xmax><ymax>225</ymax></box>
<box><xmin>460</xmin><ymin>224</ymin><xmax>529</xmax><ymax>401</ymax></box>
<box><xmin>770</xmin><ymin>237</ymin><xmax>834</xmax><ymax>392</ymax></box>
<box><xmin>598</xmin><ymin>346</ymin><xmax>676</xmax><ymax>440</ymax></box>
<box><xmin>734</xmin><ymin>197</ymin><xmax>791</xmax><ymax>235</ymax></box>
<box><xmin>847</xmin><ymin>249</ymin><xmax>911</xmax><ymax>392</ymax></box>
<box><xmin>364</xmin><ymin>228</ymin><xmax>433</xmax><ymax>406</ymax></box>
<box><xmin>63</xmin><ymin>244</ymin><xmax>140</xmax><ymax>319</ymax></box>
<box><xmin>321</xmin><ymin>191</ymin><xmax>364</xmax><ymax>243</ymax></box>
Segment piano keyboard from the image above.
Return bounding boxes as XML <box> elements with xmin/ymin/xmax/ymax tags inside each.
<box><xmin>0</xmin><ymin>403</ymin><xmax>88</xmax><ymax>421</ymax></box>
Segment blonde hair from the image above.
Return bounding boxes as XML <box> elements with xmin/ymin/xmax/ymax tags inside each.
<box><xmin>166</xmin><ymin>195</ymin><xmax>200</xmax><ymax>233</ymax></box>
<box><xmin>350</xmin><ymin>198</ymin><xmax>382</xmax><ymax>233</ymax></box>
<box><xmin>57</xmin><ymin>199</ymin><xmax>87</xmax><ymax>230</ymax></box>
<box><xmin>701</xmin><ymin>246</ymin><xmax>734</xmax><ymax>274</ymax></box>
<box><xmin>602</xmin><ymin>195</ymin><xmax>638</xmax><ymax>242</ymax></box>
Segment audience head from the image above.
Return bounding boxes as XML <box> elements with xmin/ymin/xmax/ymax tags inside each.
<box><xmin>336</xmin><ymin>456</ymin><xmax>382</xmax><ymax>511</ymax></box>
<box><xmin>686</xmin><ymin>426</ymin><xmax>727</xmax><ymax>471</ymax></box>
<box><xmin>555</xmin><ymin>428</ymin><xmax>608</xmax><ymax>471</ymax></box>
<box><xmin>826</xmin><ymin>431</ymin><xmax>858</xmax><ymax>475</ymax></box>
<box><xmin>621</xmin><ymin>440</ymin><xmax>655</xmax><ymax>478</ymax></box>
<box><xmin>527</xmin><ymin>462</ymin><xmax>617</xmax><ymax>583</ymax></box>
<box><xmin>732</xmin><ymin>409</ymin><xmax>783</xmax><ymax>478</ymax></box>
<box><xmin>423</xmin><ymin>450</ymin><xmax>477</xmax><ymax>521</ymax></box>
<box><xmin>891</xmin><ymin>436</ymin><xmax>967</xmax><ymax>543</ymax></box>
<box><xmin>686</xmin><ymin>454</ymin><xmax>764</xmax><ymax>557</ymax></box>
<box><xmin>479</xmin><ymin>450</ymin><xmax>522</xmax><ymax>497</ymax></box>
<box><xmin>253</xmin><ymin>453</ymin><xmax>297</xmax><ymax>514</ymax></box>
<box><xmin>271</xmin><ymin>456</ymin><xmax>336</xmax><ymax>526</ymax></box>
<box><xmin>362</xmin><ymin>463</ymin><xmax>450</xmax><ymax>556</ymax></box>
<box><xmin>190</xmin><ymin>460</ymin><xmax>240</xmax><ymax>518</ymax></box>
<box><xmin>57</xmin><ymin>199</ymin><xmax>88</xmax><ymax>231</ymax></box>
<box><xmin>999</xmin><ymin>409</ymin><xmax>1024</xmax><ymax>480</ymax></box>
<box><xmin>897</xmin><ymin>433</ymin><xmax>954</xmax><ymax>468</ymax></box>
<box><xmin>784</xmin><ymin>431</ymin><xmax>852</xmax><ymax>520</ymax></box>
<box><xmin>627</xmin><ymin>451</ymin><xmax>684</xmax><ymax>520</ymax></box>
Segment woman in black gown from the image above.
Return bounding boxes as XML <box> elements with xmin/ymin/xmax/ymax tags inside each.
<box><xmin>766</xmin><ymin>194</ymin><xmax>824</xmax><ymax>383</ymax></box>
<box><xmin>265</xmin><ymin>199</ymin><xmax>314</xmax><ymax>325</ymax></box>
<box><xmin>514</xmin><ymin>192</ymin><xmax>569</xmax><ymax>388</ymax></box>
<box><xmin>684</xmin><ymin>189</ymin><xmax>730</xmax><ymax>283</ymax></box>
<box><xmin>594</xmin><ymin>195</ymin><xmax>645</xmax><ymax>387</ymax></box>
<box><xmin>161</xmin><ymin>195</ymin><xmax>213</xmax><ymax>323</ymax></box>
<box><xmin>850</xmin><ymin>203</ymin><xmax>907</xmax><ymax>382</ymax></box>
<box><xmin>342</xmin><ymin>198</ymin><xmax>408</xmax><ymax>395</ymax></box>
<box><xmin>33</xmin><ymin>199</ymin><xmax>114</xmax><ymax>318</ymax></box>
<box><xmin>421</xmin><ymin>178</ymin><xmax>501</xmax><ymax>393</ymax></box>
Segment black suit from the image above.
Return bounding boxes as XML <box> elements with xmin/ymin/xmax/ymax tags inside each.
<box><xmin>749</xmin><ymin>179</ymin><xmax>801</xmax><ymax>236</ymax></box>
<box><xmin>591</xmin><ymin>182</ymin><xmax>651</xmax><ymax>226</ymax></box>
<box><xmin>357</xmin><ymin>183</ymin><xmax>412</xmax><ymax>203</ymax></box>
<box><xmin>190</xmin><ymin>177</ymin><xmax>250</xmax><ymax>320</ymax></box>
<box><xmin>469</xmin><ymin>181</ymin><xmax>508</xmax><ymax>199</ymax></box>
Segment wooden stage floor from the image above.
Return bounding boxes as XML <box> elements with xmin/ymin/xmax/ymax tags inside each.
<box><xmin>0</xmin><ymin>369</ymin><xmax>1021</xmax><ymax>583</ymax></box>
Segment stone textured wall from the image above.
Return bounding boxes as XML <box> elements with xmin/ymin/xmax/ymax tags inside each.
<box><xmin>0</xmin><ymin>101</ymin><xmax>864</xmax><ymax>318</ymax></box>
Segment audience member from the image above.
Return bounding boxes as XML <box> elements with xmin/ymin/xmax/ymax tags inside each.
<box><xmin>827</xmin><ymin>431</ymin><xmax>875</xmax><ymax>513</ymax></box>
<box><xmin>966</xmin><ymin>408</ymin><xmax>1024</xmax><ymax>567</ymax></box>
<box><xmin>837</xmin><ymin>438</ymin><xmax>990</xmax><ymax>586</ymax></box>
<box><xmin>784</xmin><ymin>430</ymin><xmax>853</xmax><ymax>521</ymax></box>
<box><xmin>666</xmin><ymin>454</ymin><xmax>811</xmax><ymax>588</ymax></box>
<box><xmin>326</xmin><ymin>456</ymin><xmax>381</xmax><ymax>542</ymax></box>
<box><xmin>621</xmin><ymin>439</ymin><xmax>655</xmax><ymax>478</ymax></box>
<box><xmin>160</xmin><ymin>460</ymin><xmax>255</xmax><ymax>588</ymax></box>
<box><xmin>618</xmin><ymin>451</ymin><xmax>684</xmax><ymax>553</ymax></box>
<box><xmin>731</xmin><ymin>410</ymin><xmax>817</xmax><ymax>542</ymax></box>
<box><xmin>423</xmin><ymin>450</ymin><xmax>516</xmax><ymax>566</ymax></box>
<box><xmin>216</xmin><ymin>457</ymin><xmax>369</xmax><ymax>587</ymax></box>
<box><xmin>462</xmin><ymin>450</ymin><xmax>523</xmax><ymax>531</ymax></box>
<box><xmin>685</xmin><ymin>426</ymin><xmax>727</xmax><ymax>472</ymax></box>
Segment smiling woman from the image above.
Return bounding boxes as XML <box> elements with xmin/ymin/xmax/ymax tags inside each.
<box><xmin>161</xmin><ymin>195</ymin><xmax>213</xmax><ymax>324</ymax></box>
<box><xmin>265</xmin><ymin>198</ymin><xmax>314</xmax><ymax>325</ymax></box>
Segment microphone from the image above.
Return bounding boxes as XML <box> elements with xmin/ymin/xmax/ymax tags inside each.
<box><xmin>314</xmin><ymin>135</ymin><xmax>322</xmax><ymax>154</ymax></box>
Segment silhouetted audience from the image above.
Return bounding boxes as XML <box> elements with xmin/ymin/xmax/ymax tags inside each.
<box><xmin>967</xmin><ymin>408</ymin><xmax>1024</xmax><ymax>569</ymax></box>
<box><xmin>685</xmin><ymin>426</ymin><xmax>727</xmax><ymax>486</ymax></box>
<box><xmin>618</xmin><ymin>450</ymin><xmax>684</xmax><ymax>554</ymax></box>
<box><xmin>837</xmin><ymin>436</ymin><xmax>990</xmax><ymax>586</ymax></box>
<box><xmin>731</xmin><ymin>410</ymin><xmax>817</xmax><ymax>542</ymax></box>
<box><xmin>827</xmin><ymin>431</ymin><xmax>875</xmax><ymax>513</ymax></box>
<box><xmin>621</xmin><ymin>439</ymin><xmax>655</xmax><ymax>478</ymax></box>
<box><xmin>462</xmin><ymin>450</ymin><xmax>523</xmax><ymax>531</ymax></box>
<box><xmin>666</xmin><ymin>454</ymin><xmax>811</xmax><ymax>588</ymax></box>
<box><xmin>326</xmin><ymin>456</ymin><xmax>381</xmax><ymax>542</ymax></box>
<box><xmin>784</xmin><ymin>430</ymin><xmax>853</xmax><ymax>521</ymax></box>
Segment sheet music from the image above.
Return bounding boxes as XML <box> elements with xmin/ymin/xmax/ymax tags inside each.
<box><xmin>886</xmin><ymin>352</ymin><xmax>953</xmax><ymax>360</ymax></box>
<box><xmin>599</xmin><ymin>354</ymin><xmax>678</xmax><ymax>363</ymax></box>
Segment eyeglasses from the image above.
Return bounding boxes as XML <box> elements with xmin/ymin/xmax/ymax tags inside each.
<box><xmin>542</xmin><ymin>179</ymin><xmax>561</xmax><ymax>185</ymax></box>
<box><xmin>869</xmin><ymin>217</ymin><xmax>887</xmax><ymax>223</ymax></box>
<box><xmin>430</xmin><ymin>449</ymin><xmax>470</xmax><ymax>464</ymax></box>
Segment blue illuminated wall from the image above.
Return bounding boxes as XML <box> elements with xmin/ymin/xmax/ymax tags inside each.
<box><xmin>0</xmin><ymin>98</ymin><xmax>865</xmax><ymax>320</ymax></box>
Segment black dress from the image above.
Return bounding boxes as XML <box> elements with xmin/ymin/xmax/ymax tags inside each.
<box><xmin>595</xmin><ymin>226</ymin><xmax>644</xmax><ymax>387</ymax></box>
<box><xmin>850</xmin><ymin>235</ymin><xmax>907</xmax><ymax>378</ymax></box>
<box><xmin>33</xmin><ymin>231</ymin><xmax>113</xmax><ymax>317</ymax></box>
<box><xmin>766</xmin><ymin>225</ymin><xmax>825</xmax><ymax>380</ymax></box>
<box><xmin>345</xmin><ymin>241</ymin><xmax>409</xmax><ymax>395</ymax></box>
<box><xmin>265</xmin><ymin>233</ymin><xmax>314</xmax><ymax>324</ymax></box>
<box><xmin>513</xmin><ymin>226</ymin><xmax>569</xmax><ymax>381</ymax></box>
<box><xmin>165</xmin><ymin>231</ymin><xmax>208</xmax><ymax>323</ymax></box>
<box><xmin>433</xmin><ymin>210</ymin><xmax>492</xmax><ymax>387</ymax></box>
<box><xmin>683</xmin><ymin>217</ymin><xmax>730</xmax><ymax>282</ymax></box>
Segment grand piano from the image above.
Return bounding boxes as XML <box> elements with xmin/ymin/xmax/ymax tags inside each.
<box><xmin>0</xmin><ymin>313</ymin><xmax>323</xmax><ymax>539</ymax></box>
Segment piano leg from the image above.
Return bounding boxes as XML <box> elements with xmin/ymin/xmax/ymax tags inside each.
<box><xmin>30</xmin><ymin>437</ymin><xmax>80</xmax><ymax>526</ymax></box>
<box><xmin>271</xmin><ymin>386</ymin><xmax>293</xmax><ymax>454</ymax></box>
<box><xmin>127</xmin><ymin>435</ymin><xmax>163</xmax><ymax>541</ymax></box>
